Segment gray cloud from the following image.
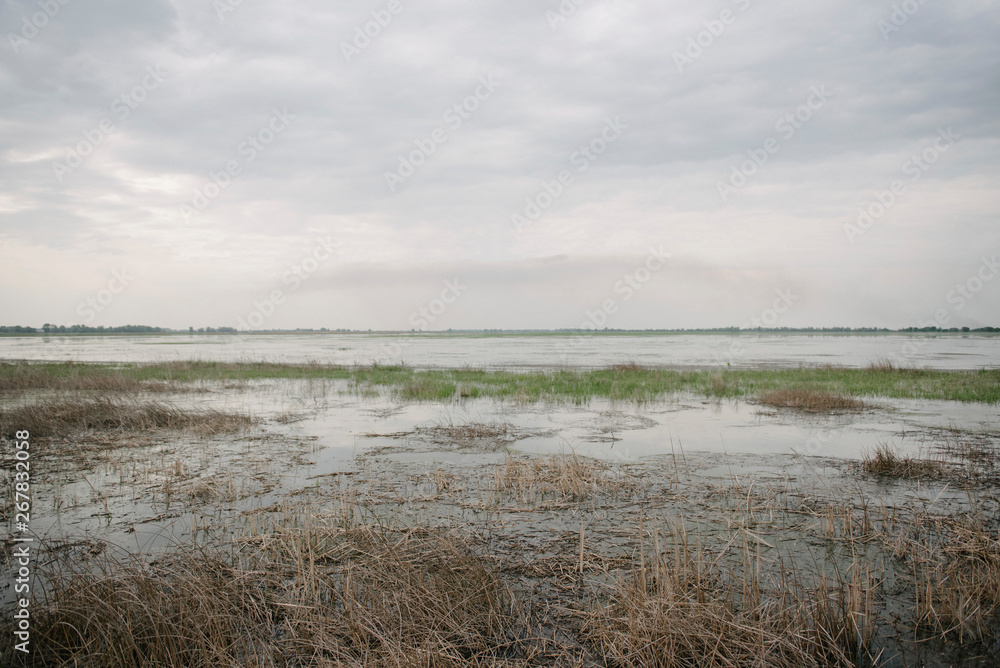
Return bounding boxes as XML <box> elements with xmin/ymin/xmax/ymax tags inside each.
<box><xmin>1</xmin><ymin>0</ymin><xmax>998</xmax><ymax>329</ymax></box>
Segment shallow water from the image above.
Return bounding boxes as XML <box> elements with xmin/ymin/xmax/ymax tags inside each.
<box><xmin>6</xmin><ymin>379</ymin><xmax>999</xmax><ymax>666</ymax></box>
<box><xmin>3</xmin><ymin>331</ymin><xmax>999</xmax><ymax>369</ymax></box>
<box><xmin>17</xmin><ymin>379</ymin><xmax>996</xmax><ymax>554</ymax></box>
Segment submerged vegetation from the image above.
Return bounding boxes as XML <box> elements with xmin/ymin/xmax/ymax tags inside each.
<box><xmin>2</xmin><ymin>360</ymin><xmax>998</xmax><ymax>403</ymax></box>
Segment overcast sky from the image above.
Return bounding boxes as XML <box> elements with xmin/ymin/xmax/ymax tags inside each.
<box><xmin>1</xmin><ymin>0</ymin><xmax>998</xmax><ymax>331</ymax></box>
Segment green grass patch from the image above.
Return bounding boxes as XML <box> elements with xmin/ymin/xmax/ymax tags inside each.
<box><xmin>2</xmin><ymin>361</ymin><xmax>997</xmax><ymax>404</ymax></box>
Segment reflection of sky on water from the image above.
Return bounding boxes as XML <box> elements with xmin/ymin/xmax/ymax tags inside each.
<box><xmin>3</xmin><ymin>332</ymin><xmax>998</xmax><ymax>369</ymax></box>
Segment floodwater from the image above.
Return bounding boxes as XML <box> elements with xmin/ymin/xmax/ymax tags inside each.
<box><xmin>21</xmin><ymin>379</ymin><xmax>998</xmax><ymax>554</ymax></box>
<box><xmin>4</xmin><ymin>339</ymin><xmax>998</xmax><ymax>666</ymax></box>
<box><xmin>2</xmin><ymin>331</ymin><xmax>999</xmax><ymax>369</ymax></box>
<box><xmin>7</xmin><ymin>378</ymin><xmax>999</xmax><ymax>666</ymax></box>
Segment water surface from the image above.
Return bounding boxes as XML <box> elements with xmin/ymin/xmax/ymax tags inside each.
<box><xmin>3</xmin><ymin>332</ymin><xmax>998</xmax><ymax>369</ymax></box>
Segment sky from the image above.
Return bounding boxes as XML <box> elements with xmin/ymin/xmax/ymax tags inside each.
<box><xmin>1</xmin><ymin>0</ymin><xmax>998</xmax><ymax>331</ymax></box>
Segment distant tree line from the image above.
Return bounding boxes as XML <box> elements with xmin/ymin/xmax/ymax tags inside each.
<box><xmin>33</xmin><ymin>324</ymin><xmax>165</xmax><ymax>334</ymax></box>
<box><xmin>900</xmin><ymin>326</ymin><xmax>999</xmax><ymax>332</ymax></box>
<box><xmin>1</xmin><ymin>324</ymin><xmax>998</xmax><ymax>334</ymax></box>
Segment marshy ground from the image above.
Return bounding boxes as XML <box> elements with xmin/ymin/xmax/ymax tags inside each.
<box><xmin>1</xmin><ymin>361</ymin><xmax>998</xmax><ymax>666</ymax></box>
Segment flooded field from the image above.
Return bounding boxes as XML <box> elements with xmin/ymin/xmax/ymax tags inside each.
<box><xmin>3</xmin><ymin>331</ymin><xmax>1000</xmax><ymax>369</ymax></box>
<box><xmin>2</xmin><ymin>361</ymin><xmax>999</xmax><ymax>666</ymax></box>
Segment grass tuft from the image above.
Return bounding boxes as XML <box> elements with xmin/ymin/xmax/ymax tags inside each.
<box><xmin>861</xmin><ymin>442</ymin><xmax>942</xmax><ymax>479</ymax></box>
<box><xmin>493</xmin><ymin>453</ymin><xmax>634</xmax><ymax>503</ymax></box>
<box><xmin>758</xmin><ymin>388</ymin><xmax>866</xmax><ymax>413</ymax></box>
<box><xmin>0</xmin><ymin>396</ymin><xmax>253</xmax><ymax>439</ymax></box>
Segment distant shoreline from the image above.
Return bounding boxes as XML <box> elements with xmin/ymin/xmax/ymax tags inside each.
<box><xmin>2</xmin><ymin>328</ymin><xmax>998</xmax><ymax>337</ymax></box>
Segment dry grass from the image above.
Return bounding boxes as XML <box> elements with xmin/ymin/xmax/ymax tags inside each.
<box><xmin>581</xmin><ymin>524</ymin><xmax>880</xmax><ymax>667</ymax></box>
<box><xmin>410</xmin><ymin>419</ymin><xmax>543</xmax><ymax>451</ymax></box>
<box><xmin>894</xmin><ymin>514</ymin><xmax>1000</xmax><ymax>643</ymax></box>
<box><xmin>861</xmin><ymin>442</ymin><xmax>942</xmax><ymax>479</ymax></box>
<box><xmin>424</xmin><ymin>419</ymin><xmax>514</xmax><ymax>440</ymax></box>
<box><xmin>758</xmin><ymin>388</ymin><xmax>866</xmax><ymax>413</ymax></box>
<box><xmin>0</xmin><ymin>397</ymin><xmax>253</xmax><ymax>439</ymax></box>
<box><xmin>9</xmin><ymin>526</ymin><xmax>534</xmax><ymax>668</ymax></box>
<box><xmin>493</xmin><ymin>453</ymin><xmax>634</xmax><ymax>503</ymax></box>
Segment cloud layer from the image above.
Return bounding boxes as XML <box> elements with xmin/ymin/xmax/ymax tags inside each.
<box><xmin>2</xmin><ymin>0</ymin><xmax>998</xmax><ymax>329</ymax></box>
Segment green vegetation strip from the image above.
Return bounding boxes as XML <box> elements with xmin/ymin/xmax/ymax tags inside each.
<box><xmin>2</xmin><ymin>361</ymin><xmax>998</xmax><ymax>403</ymax></box>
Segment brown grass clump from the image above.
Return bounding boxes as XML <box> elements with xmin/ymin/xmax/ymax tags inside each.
<box><xmin>413</xmin><ymin>419</ymin><xmax>540</xmax><ymax>451</ymax></box>
<box><xmin>582</xmin><ymin>527</ymin><xmax>879</xmax><ymax>667</ymax></box>
<box><xmin>10</xmin><ymin>550</ymin><xmax>276</xmax><ymax>668</ymax></box>
<box><xmin>758</xmin><ymin>388</ymin><xmax>865</xmax><ymax>413</ymax></box>
<box><xmin>896</xmin><ymin>514</ymin><xmax>1000</xmax><ymax>643</ymax></box>
<box><xmin>0</xmin><ymin>397</ymin><xmax>253</xmax><ymax>439</ymax></box>
<box><xmin>493</xmin><ymin>453</ymin><xmax>632</xmax><ymax>503</ymax></box>
<box><xmin>426</xmin><ymin>419</ymin><xmax>513</xmax><ymax>440</ymax></box>
<box><xmin>861</xmin><ymin>442</ymin><xmax>942</xmax><ymax>479</ymax></box>
<box><xmin>9</xmin><ymin>527</ymin><xmax>532</xmax><ymax>668</ymax></box>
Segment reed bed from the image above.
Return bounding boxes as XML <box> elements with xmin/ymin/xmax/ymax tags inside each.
<box><xmin>9</xmin><ymin>526</ymin><xmax>535</xmax><ymax>668</ymax></box>
<box><xmin>0</xmin><ymin>396</ymin><xmax>253</xmax><ymax>439</ymax></box>
<box><xmin>896</xmin><ymin>514</ymin><xmax>1000</xmax><ymax>643</ymax></box>
<box><xmin>581</xmin><ymin>538</ymin><xmax>880</xmax><ymax>668</ymax></box>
